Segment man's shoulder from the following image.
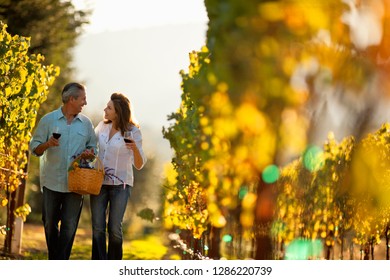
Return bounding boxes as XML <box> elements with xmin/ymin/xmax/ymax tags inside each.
<box><xmin>77</xmin><ymin>113</ymin><xmax>93</xmax><ymax>123</ymax></box>
<box><xmin>39</xmin><ymin>108</ymin><xmax>61</xmax><ymax>122</ymax></box>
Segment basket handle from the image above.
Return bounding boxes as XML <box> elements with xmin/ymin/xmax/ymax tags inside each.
<box><xmin>93</xmin><ymin>156</ymin><xmax>104</xmax><ymax>172</ymax></box>
<box><xmin>71</xmin><ymin>154</ymin><xmax>104</xmax><ymax>172</ymax></box>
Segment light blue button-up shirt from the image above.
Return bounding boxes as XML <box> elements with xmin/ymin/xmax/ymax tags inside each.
<box><xmin>29</xmin><ymin>107</ymin><xmax>97</xmax><ymax>193</ymax></box>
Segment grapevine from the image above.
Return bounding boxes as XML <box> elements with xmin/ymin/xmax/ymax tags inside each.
<box><xmin>0</xmin><ymin>22</ymin><xmax>59</xmax><ymax>253</ymax></box>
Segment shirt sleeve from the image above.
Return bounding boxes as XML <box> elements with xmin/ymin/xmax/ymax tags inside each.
<box><xmin>86</xmin><ymin>120</ymin><xmax>98</xmax><ymax>154</ymax></box>
<box><xmin>29</xmin><ymin>116</ymin><xmax>49</xmax><ymax>157</ymax></box>
<box><xmin>94</xmin><ymin>121</ymin><xmax>103</xmax><ymax>137</ymax></box>
<box><xmin>133</xmin><ymin>127</ymin><xmax>147</xmax><ymax>169</ymax></box>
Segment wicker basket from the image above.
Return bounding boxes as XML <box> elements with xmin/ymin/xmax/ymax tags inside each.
<box><xmin>68</xmin><ymin>156</ymin><xmax>104</xmax><ymax>195</ymax></box>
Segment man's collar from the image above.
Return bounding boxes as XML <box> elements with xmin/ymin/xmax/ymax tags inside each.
<box><xmin>56</xmin><ymin>107</ymin><xmax>82</xmax><ymax>122</ymax></box>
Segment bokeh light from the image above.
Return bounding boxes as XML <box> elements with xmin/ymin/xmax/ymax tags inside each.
<box><xmin>262</xmin><ymin>164</ymin><xmax>280</xmax><ymax>184</ymax></box>
<box><xmin>285</xmin><ymin>238</ymin><xmax>323</xmax><ymax>260</ymax></box>
<box><xmin>222</xmin><ymin>234</ymin><xmax>233</xmax><ymax>243</ymax></box>
<box><xmin>238</xmin><ymin>186</ymin><xmax>248</xmax><ymax>200</ymax></box>
<box><xmin>303</xmin><ymin>145</ymin><xmax>324</xmax><ymax>172</ymax></box>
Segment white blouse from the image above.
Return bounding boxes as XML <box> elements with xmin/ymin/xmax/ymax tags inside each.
<box><xmin>95</xmin><ymin>121</ymin><xmax>147</xmax><ymax>187</ymax></box>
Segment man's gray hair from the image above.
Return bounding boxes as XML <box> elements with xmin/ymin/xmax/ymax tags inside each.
<box><xmin>61</xmin><ymin>82</ymin><xmax>86</xmax><ymax>103</ymax></box>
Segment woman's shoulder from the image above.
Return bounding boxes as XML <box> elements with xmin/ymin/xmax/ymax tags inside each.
<box><xmin>130</xmin><ymin>124</ymin><xmax>141</xmax><ymax>132</ymax></box>
<box><xmin>96</xmin><ymin>120</ymin><xmax>111</xmax><ymax>131</ymax></box>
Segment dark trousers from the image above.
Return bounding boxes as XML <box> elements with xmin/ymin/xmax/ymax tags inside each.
<box><xmin>90</xmin><ymin>185</ymin><xmax>131</xmax><ymax>260</ymax></box>
<box><xmin>42</xmin><ymin>187</ymin><xmax>83</xmax><ymax>260</ymax></box>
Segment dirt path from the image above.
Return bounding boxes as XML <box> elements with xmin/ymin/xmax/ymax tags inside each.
<box><xmin>21</xmin><ymin>223</ymin><xmax>47</xmax><ymax>255</ymax></box>
<box><xmin>2</xmin><ymin>222</ymin><xmax>172</xmax><ymax>260</ymax></box>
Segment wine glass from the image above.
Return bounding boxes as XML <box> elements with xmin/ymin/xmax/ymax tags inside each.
<box><xmin>52</xmin><ymin>126</ymin><xmax>61</xmax><ymax>139</ymax></box>
<box><xmin>123</xmin><ymin>131</ymin><xmax>133</xmax><ymax>143</ymax></box>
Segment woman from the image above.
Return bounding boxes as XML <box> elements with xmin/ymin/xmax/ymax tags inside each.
<box><xmin>91</xmin><ymin>93</ymin><xmax>147</xmax><ymax>260</ymax></box>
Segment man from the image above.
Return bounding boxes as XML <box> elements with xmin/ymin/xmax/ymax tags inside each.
<box><xmin>29</xmin><ymin>82</ymin><xmax>97</xmax><ymax>260</ymax></box>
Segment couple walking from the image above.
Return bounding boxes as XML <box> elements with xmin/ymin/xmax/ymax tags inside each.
<box><xmin>29</xmin><ymin>82</ymin><xmax>147</xmax><ymax>260</ymax></box>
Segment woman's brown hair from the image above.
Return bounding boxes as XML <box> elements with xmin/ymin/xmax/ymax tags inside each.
<box><xmin>104</xmin><ymin>93</ymin><xmax>139</xmax><ymax>135</ymax></box>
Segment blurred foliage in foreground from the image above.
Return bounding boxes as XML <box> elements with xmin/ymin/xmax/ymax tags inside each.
<box><xmin>162</xmin><ymin>0</ymin><xmax>390</xmax><ymax>259</ymax></box>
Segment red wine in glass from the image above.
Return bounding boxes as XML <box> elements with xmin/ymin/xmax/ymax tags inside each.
<box><xmin>53</xmin><ymin>132</ymin><xmax>61</xmax><ymax>139</ymax></box>
<box><xmin>53</xmin><ymin>126</ymin><xmax>61</xmax><ymax>139</ymax></box>
<box><xmin>124</xmin><ymin>131</ymin><xmax>133</xmax><ymax>143</ymax></box>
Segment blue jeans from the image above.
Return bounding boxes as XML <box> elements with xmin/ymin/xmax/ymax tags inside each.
<box><xmin>90</xmin><ymin>184</ymin><xmax>131</xmax><ymax>260</ymax></box>
<box><xmin>42</xmin><ymin>187</ymin><xmax>83</xmax><ymax>260</ymax></box>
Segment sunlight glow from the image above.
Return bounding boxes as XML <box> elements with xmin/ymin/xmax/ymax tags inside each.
<box><xmin>72</xmin><ymin>0</ymin><xmax>208</xmax><ymax>34</ymax></box>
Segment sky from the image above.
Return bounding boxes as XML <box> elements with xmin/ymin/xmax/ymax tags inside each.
<box><xmin>72</xmin><ymin>0</ymin><xmax>208</xmax><ymax>33</ymax></box>
<box><xmin>70</xmin><ymin>0</ymin><xmax>209</xmax><ymax>161</ymax></box>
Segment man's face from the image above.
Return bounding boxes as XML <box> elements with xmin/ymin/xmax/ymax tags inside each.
<box><xmin>71</xmin><ymin>90</ymin><xmax>87</xmax><ymax>114</ymax></box>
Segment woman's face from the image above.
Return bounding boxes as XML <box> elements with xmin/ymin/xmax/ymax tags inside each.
<box><xmin>104</xmin><ymin>100</ymin><xmax>117</xmax><ymax>122</ymax></box>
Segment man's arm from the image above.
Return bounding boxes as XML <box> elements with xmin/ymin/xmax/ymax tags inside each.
<box><xmin>32</xmin><ymin>137</ymin><xmax>59</xmax><ymax>156</ymax></box>
<box><xmin>29</xmin><ymin>116</ymin><xmax>59</xmax><ymax>156</ymax></box>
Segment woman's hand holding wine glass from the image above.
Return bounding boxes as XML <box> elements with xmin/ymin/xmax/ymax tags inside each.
<box><xmin>124</xmin><ymin>131</ymin><xmax>136</xmax><ymax>151</ymax></box>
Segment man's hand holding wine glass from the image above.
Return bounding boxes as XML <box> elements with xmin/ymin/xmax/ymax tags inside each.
<box><xmin>47</xmin><ymin>126</ymin><xmax>61</xmax><ymax>147</ymax></box>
